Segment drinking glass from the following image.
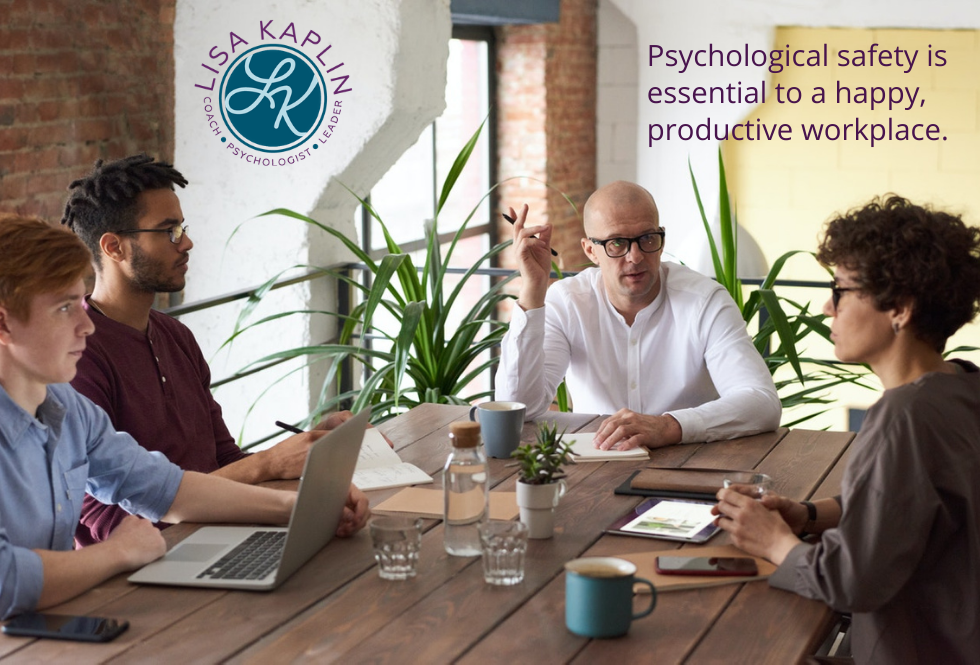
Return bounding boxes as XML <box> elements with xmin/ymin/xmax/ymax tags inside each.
<box><xmin>479</xmin><ymin>520</ymin><xmax>528</xmax><ymax>585</ymax></box>
<box><xmin>370</xmin><ymin>516</ymin><xmax>423</xmax><ymax>580</ymax></box>
<box><xmin>723</xmin><ymin>472</ymin><xmax>773</xmax><ymax>499</ymax></box>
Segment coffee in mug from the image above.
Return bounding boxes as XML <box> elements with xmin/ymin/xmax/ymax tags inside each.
<box><xmin>468</xmin><ymin>401</ymin><xmax>526</xmax><ymax>459</ymax></box>
<box><xmin>564</xmin><ymin>557</ymin><xmax>656</xmax><ymax>638</ymax></box>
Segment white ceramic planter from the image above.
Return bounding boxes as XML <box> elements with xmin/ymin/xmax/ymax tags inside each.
<box><xmin>516</xmin><ymin>479</ymin><xmax>567</xmax><ymax>539</ymax></box>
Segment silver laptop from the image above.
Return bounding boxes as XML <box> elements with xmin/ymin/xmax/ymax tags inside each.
<box><xmin>128</xmin><ymin>409</ymin><xmax>370</xmax><ymax>591</ymax></box>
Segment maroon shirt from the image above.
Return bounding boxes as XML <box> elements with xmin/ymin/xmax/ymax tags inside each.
<box><xmin>71</xmin><ymin>299</ymin><xmax>247</xmax><ymax>545</ymax></box>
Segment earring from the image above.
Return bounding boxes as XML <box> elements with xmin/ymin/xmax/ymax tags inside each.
<box><xmin>892</xmin><ymin>322</ymin><xmax>901</xmax><ymax>335</ymax></box>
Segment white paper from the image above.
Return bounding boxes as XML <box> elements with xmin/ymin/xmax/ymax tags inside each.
<box><xmin>564</xmin><ymin>435</ymin><xmax>650</xmax><ymax>461</ymax></box>
<box><xmin>621</xmin><ymin>500</ymin><xmax>716</xmax><ymax>539</ymax></box>
<box><xmin>355</xmin><ymin>429</ymin><xmax>405</xmax><ymax>471</ymax></box>
<box><xmin>352</xmin><ymin>429</ymin><xmax>433</xmax><ymax>490</ymax></box>
<box><xmin>353</xmin><ymin>464</ymin><xmax>434</xmax><ymax>491</ymax></box>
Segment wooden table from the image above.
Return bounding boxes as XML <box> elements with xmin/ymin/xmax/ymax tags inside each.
<box><xmin>0</xmin><ymin>404</ymin><xmax>854</xmax><ymax>664</ymax></box>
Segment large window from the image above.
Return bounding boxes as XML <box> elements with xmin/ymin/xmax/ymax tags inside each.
<box><xmin>353</xmin><ymin>29</ymin><xmax>499</xmax><ymax>402</ymax></box>
<box><xmin>362</xmin><ymin>33</ymin><xmax>494</xmax><ymax>252</ymax></box>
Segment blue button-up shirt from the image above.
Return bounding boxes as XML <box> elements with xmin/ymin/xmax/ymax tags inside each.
<box><xmin>0</xmin><ymin>383</ymin><xmax>183</xmax><ymax>618</ymax></box>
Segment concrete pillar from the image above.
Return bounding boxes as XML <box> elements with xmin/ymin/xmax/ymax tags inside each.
<box><xmin>173</xmin><ymin>0</ymin><xmax>451</xmax><ymax>441</ymax></box>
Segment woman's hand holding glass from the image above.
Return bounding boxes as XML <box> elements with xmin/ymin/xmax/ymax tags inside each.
<box><xmin>722</xmin><ymin>472</ymin><xmax>773</xmax><ymax>499</ymax></box>
<box><xmin>712</xmin><ymin>487</ymin><xmax>804</xmax><ymax>565</ymax></box>
<box><xmin>757</xmin><ymin>493</ymin><xmax>810</xmax><ymax>535</ymax></box>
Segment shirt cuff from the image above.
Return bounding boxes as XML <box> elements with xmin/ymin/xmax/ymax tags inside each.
<box><xmin>508</xmin><ymin>302</ymin><xmax>544</xmax><ymax>337</ymax></box>
<box><xmin>118</xmin><ymin>454</ymin><xmax>185</xmax><ymax>523</ymax></box>
<box><xmin>664</xmin><ymin>408</ymin><xmax>702</xmax><ymax>443</ymax></box>
<box><xmin>144</xmin><ymin>461</ymin><xmax>184</xmax><ymax>522</ymax></box>
<box><xmin>768</xmin><ymin>541</ymin><xmax>813</xmax><ymax>592</ymax></box>
<box><xmin>5</xmin><ymin>548</ymin><xmax>44</xmax><ymax>619</ymax></box>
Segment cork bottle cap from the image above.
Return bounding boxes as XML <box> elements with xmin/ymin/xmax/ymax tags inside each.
<box><xmin>449</xmin><ymin>421</ymin><xmax>481</xmax><ymax>448</ymax></box>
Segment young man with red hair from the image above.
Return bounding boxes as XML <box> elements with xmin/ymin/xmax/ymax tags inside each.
<box><xmin>0</xmin><ymin>215</ymin><xmax>368</xmax><ymax>619</ymax></box>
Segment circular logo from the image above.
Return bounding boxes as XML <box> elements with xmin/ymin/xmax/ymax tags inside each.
<box><xmin>220</xmin><ymin>44</ymin><xmax>326</xmax><ymax>153</ymax></box>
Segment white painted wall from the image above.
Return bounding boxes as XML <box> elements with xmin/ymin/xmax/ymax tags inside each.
<box><xmin>596</xmin><ymin>0</ymin><xmax>638</xmax><ymax>187</ymax></box>
<box><xmin>173</xmin><ymin>0</ymin><xmax>451</xmax><ymax>443</ymax></box>
<box><xmin>603</xmin><ymin>0</ymin><xmax>980</xmax><ymax>269</ymax></box>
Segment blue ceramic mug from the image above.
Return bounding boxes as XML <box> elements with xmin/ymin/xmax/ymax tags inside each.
<box><xmin>565</xmin><ymin>557</ymin><xmax>656</xmax><ymax>638</ymax></box>
<box><xmin>469</xmin><ymin>401</ymin><xmax>526</xmax><ymax>458</ymax></box>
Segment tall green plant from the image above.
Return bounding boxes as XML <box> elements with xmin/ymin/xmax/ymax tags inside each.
<box><xmin>223</xmin><ymin>121</ymin><xmax>517</xmax><ymax>425</ymax></box>
<box><xmin>690</xmin><ymin>150</ymin><xmax>873</xmax><ymax>426</ymax></box>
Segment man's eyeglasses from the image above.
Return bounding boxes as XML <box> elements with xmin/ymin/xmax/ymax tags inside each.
<box><xmin>830</xmin><ymin>281</ymin><xmax>860</xmax><ymax>311</ymax></box>
<box><xmin>589</xmin><ymin>229</ymin><xmax>666</xmax><ymax>258</ymax></box>
<box><xmin>117</xmin><ymin>224</ymin><xmax>189</xmax><ymax>244</ymax></box>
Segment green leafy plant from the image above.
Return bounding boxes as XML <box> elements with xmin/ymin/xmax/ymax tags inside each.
<box><xmin>222</xmin><ymin>120</ymin><xmax>517</xmax><ymax>425</ymax></box>
<box><xmin>689</xmin><ymin>150</ymin><xmax>874</xmax><ymax>426</ymax></box>
<box><xmin>510</xmin><ymin>421</ymin><xmax>576</xmax><ymax>485</ymax></box>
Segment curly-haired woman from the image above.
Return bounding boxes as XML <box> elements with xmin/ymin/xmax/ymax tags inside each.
<box><xmin>714</xmin><ymin>195</ymin><xmax>980</xmax><ymax>664</ymax></box>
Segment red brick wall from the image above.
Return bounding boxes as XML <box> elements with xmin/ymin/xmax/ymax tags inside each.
<box><xmin>0</xmin><ymin>0</ymin><xmax>176</xmax><ymax>221</ymax></box>
<box><xmin>496</xmin><ymin>0</ymin><xmax>597</xmax><ymax>271</ymax></box>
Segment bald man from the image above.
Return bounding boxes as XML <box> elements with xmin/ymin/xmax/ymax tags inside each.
<box><xmin>494</xmin><ymin>181</ymin><xmax>780</xmax><ymax>450</ymax></box>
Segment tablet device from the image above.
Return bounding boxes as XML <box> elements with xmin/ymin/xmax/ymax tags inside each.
<box><xmin>604</xmin><ymin>497</ymin><xmax>721</xmax><ymax>543</ymax></box>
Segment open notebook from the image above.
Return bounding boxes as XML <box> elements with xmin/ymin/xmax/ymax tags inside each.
<box><xmin>564</xmin><ymin>434</ymin><xmax>650</xmax><ymax>462</ymax></box>
<box><xmin>353</xmin><ymin>429</ymin><xmax>433</xmax><ymax>490</ymax></box>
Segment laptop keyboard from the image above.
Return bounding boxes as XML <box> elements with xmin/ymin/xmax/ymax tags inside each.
<box><xmin>197</xmin><ymin>531</ymin><xmax>286</xmax><ymax>581</ymax></box>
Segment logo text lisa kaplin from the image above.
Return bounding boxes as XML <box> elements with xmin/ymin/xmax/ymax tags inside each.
<box><xmin>196</xmin><ymin>20</ymin><xmax>351</xmax><ymax>165</ymax></box>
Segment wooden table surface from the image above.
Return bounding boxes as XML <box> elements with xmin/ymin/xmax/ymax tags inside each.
<box><xmin>0</xmin><ymin>404</ymin><xmax>854</xmax><ymax>664</ymax></box>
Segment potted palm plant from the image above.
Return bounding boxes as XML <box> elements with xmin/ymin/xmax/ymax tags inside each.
<box><xmin>220</xmin><ymin>120</ymin><xmax>518</xmax><ymax>430</ymax></box>
<box><xmin>689</xmin><ymin>151</ymin><xmax>874</xmax><ymax>425</ymax></box>
<box><xmin>511</xmin><ymin>422</ymin><xmax>575</xmax><ymax>539</ymax></box>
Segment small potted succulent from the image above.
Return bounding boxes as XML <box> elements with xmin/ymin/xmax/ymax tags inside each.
<box><xmin>511</xmin><ymin>422</ymin><xmax>576</xmax><ymax>539</ymax></box>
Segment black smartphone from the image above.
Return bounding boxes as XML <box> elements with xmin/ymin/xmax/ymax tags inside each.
<box><xmin>655</xmin><ymin>556</ymin><xmax>759</xmax><ymax>576</ymax></box>
<box><xmin>2</xmin><ymin>613</ymin><xmax>129</xmax><ymax>642</ymax></box>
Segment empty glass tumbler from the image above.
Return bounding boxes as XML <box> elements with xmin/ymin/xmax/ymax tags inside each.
<box><xmin>370</xmin><ymin>516</ymin><xmax>423</xmax><ymax>580</ymax></box>
<box><xmin>723</xmin><ymin>472</ymin><xmax>774</xmax><ymax>499</ymax></box>
<box><xmin>479</xmin><ymin>520</ymin><xmax>529</xmax><ymax>586</ymax></box>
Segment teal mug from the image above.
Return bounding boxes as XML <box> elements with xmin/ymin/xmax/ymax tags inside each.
<box><xmin>565</xmin><ymin>557</ymin><xmax>656</xmax><ymax>638</ymax></box>
<box><xmin>469</xmin><ymin>401</ymin><xmax>526</xmax><ymax>458</ymax></box>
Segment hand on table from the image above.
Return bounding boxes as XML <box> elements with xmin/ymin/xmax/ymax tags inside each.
<box><xmin>712</xmin><ymin>488</ymin><xmax>800</xmax><ymax>565</ymax></box>
<box><xmin>592</xmin><ymin>409</ymin><xmax>682</xmax><ymax>450</ymax></box>
<box><xmin>105</xmin><ymin>515</ymin><xmax>167</xmax><ymax>569</ymax></box>
<box><xmin>335</xmin><ymin>484</ymin><xmax>370</xmax><ymax>537</ymax></box>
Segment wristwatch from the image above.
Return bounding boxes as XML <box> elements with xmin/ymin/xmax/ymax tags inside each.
<box><xmin>799</xmin><ymin>500</ymin><xmax>817</xmax><ymax>537</ymax></box>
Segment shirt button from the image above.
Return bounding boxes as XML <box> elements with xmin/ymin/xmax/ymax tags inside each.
<box><xmin>155</xmin><ymin>357</ymin><xmax>160</xmax><ymax>362</ymax></box>
<box><xmin>57</xmin><ymin>503</ymin><xmax>62</xmax><ymax>512</ymax></box>
<box><xmin>630</xmin><ymin>339</ymin><xmax>638</xmax><ymax>346</ymax></box>
<box><xmin>162</xmin><ymin>376</ymin><xmax>167</xmax><ymax>383</ymax></box>
<box><xmin>631</xmin><ymin>382</ymin><xmax>637</xmax><ymax>390</ymax></box>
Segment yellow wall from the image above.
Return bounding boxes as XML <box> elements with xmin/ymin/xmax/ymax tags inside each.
<box><xmin>726</xmin><ymin>27</ymin><xmax>980</xmax><ymax>430</ymax></box>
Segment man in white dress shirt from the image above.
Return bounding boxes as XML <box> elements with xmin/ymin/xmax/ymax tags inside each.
<box><xmin>494</xmin><ymin>181</ymin><xmax>780</xmax><ymax>450</ymax></box>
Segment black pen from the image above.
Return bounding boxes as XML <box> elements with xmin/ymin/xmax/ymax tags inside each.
<box><xmin>275</xmin><ymin>420</ymin><xmax>305</xmax><ymax>435</ymax></box>
<box><xmin>502</xmin><ymin>212</ymin><xmax>559</xmax><ymax>256</ymax></box>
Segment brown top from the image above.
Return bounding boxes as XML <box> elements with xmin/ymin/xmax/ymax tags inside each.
<box><xmin>631</xmin><ymin>466</ymin><xmax>757</xmax><ymax>494</ymax></box>
<box><xmin>449</xmin><ymin>421</ymin><xmax>481</xmax><ymax>448</ymax></box>
<box><xmin>770</xmin><ymin>361</ymin><xmax>980</xmax><ymax>664</ymax></box>
<box><xmin>71</xmin><ymin>301</ymin><xmax>246</xmax><ymax>545</ymax></box>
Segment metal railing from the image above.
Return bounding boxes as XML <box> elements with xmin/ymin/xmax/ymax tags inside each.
<box><xmin>166</xmin><ymin>263</ymin><xmax>838</xmax><ymax>449</ymax></box>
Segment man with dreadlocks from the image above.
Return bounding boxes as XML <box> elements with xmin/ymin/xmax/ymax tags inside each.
<box><xmin>62</xmin><ymin>154</ymin><xmax>363</xmax><ymax>546</ymax></box>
